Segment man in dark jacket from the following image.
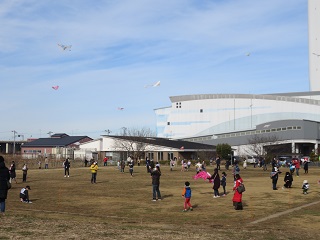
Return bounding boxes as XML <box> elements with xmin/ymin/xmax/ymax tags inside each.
<box><xmin>151</xmin><ymin>166</ymin><xmax>162</xmax><ymax>201</ymax></box>
<box><xmin>0</xmin><ymin>156</ymin><xmax>10</xmax><ymax>214</ymax></box>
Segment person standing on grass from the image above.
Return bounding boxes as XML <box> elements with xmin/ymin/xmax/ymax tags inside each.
<box><xmin>103</xmin><ymin>156</ymin><xmax>108</xmax><ymax>166</ymax></box>
<box><xmin>129</xmin><ymin>160</ymin><xmax>134</xmax><ymax>177</ymax></box>
<box><xmin>0</xmin><ymin>156</ymin><xmax>10</xmax><ymax>215</ymax></box>
<box><xmin>9</xmin><ymin>161</ymin><xmax>17</xmax><ymax>184</ymax></box>
<box><xmin>221</xmin><ymin>172</ymin><xmax>227</xmax><ymax>196</ymax></box>
<box><xmin>232</xmin><ymin>174</ymin><xmax>243</xmax><ymax>210</ymax></box>
<box><xmin>22</xmin><ymin>164</ymin><xmax>28</xmax><ymax>182</ymax></box>
<box><xmin>271</xmin><ymin>167</ymin><xmax>281</xmax><ymax>190</ymax></box>
<box><xmin>90</xmin><ymin>162</ymin><xmax>98</xmax><ymax>184</ymax></box>
<box><xmin>216</xmin><ymin>156</ymin><xmax>221</xmax><ymax>170</ymax></box>
<box><xmin>303</xmin><ymin>161</ymin><xmax>309</xmax><ymax>174</ymax></box>
<box><xmin>120</xmin><ymin>159</ymin><xmax>125</xmax><ymax>173</ymax></box>
<box><xmin>182</xmin><ymin>181</ymin><xmax>193</xmax><ymax>212</ymax></box>
<box><xmin>44</xmin><ymin>157</ymin><xmax>49</xmax><ymax>169</ymax></box>
<box><xmin>64</xmin><ymin>158</ymin><xmax>70</xmax><ymax>177</ymax></box>
<box><xmin>209</xmin><ymin>168</ymin><xmax>220</xmax><ymax>198</ymax></box>
<box><xmin>151</xmin><ymin>166</ymin><xmax>162</xmax><ymax>201</ymax></box>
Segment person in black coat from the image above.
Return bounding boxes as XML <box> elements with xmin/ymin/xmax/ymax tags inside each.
<box><xmin>0</xmin><ymin>156</ymin><xmax>10</xmax><ymax>214</ymax></box>
<box><xmin>283</xmin><ymin>172</ymin><xmax>293</xmax><ymax>188</ymax></box>
<box><xmin>209</xmin><ymin>168</ymin><xmax>221</xmax><ymax>198</ymax></box>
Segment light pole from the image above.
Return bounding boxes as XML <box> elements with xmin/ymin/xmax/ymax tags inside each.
<box><xmin>12</xmin><ymin>130</ymin><xmax>17</xmax><ymax>155</ymax></box>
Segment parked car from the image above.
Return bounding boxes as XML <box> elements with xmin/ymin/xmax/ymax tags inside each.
<box><xmin>246</xmin><ymin>156</ymin><xmax>258</xmax><ymax>164</ymax></box>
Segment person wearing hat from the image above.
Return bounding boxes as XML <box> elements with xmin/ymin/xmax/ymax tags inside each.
<box><xmin>302</xmin><ymin>180</ymin><xmax>309</xmax><ymax>195</ymax></box>
<box><xmin>0</xmin><ymin>156</ymin><xmax>10</xmax><ymax>214</ymax></box>
<box><xmin>20</xmin><ymin>186</ymin><xmax>32</xmax><ymax>203</ymax></box>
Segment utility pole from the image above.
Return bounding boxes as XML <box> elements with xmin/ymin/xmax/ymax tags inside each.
<box><xmin>104</xmin><ymin>129</ymin><xmax>111</xmax><ymax>135</ymax></box>
<box><xmin>12</xmin><ymin>130</ymin><xmax>17</xmax><ymax>155</ymax></box>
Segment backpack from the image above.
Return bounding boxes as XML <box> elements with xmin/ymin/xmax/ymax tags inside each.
<box><xmin>237</xmin><ymin>183</ymin><xmax>246</xmax><ymax>193</ymax></box>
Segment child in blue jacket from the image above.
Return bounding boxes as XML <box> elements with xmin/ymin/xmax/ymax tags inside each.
<box><xmin>182</xmin><ymin>181</ymin><xmax>193</xmax><ymax>212</ymax></box>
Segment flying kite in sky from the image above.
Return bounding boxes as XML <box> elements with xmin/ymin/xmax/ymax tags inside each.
<box><xmin>52</xmin><ymin>86</ymin><xmax>59</xmax><ymax>90</ymax></box>
<box><xmin>57</xmin><ymin>44</ymin><xmax>72</xmax><ymax>51</ymax></box>
<box><xmin>117</xmin><ymin>107</ymin><xmax>124</xmax><ymax>110</ymax></box>
<box><xmin>246</xmin><ymin>52</ymin><xmax>251</xmax><ymax>56</ymax></box>
<box><xmin>144</xmin><ymin>81</ymin><xmax>160</xmax><ymax>88</ymax></box>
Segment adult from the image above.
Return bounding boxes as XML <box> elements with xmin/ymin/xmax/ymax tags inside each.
<box><xmin>209</xmin><ymin>168</ymin><xmax>221</xmax><ymax>198</ymax></box>
<box><xmin>120</xmin><ymin>160</ymin><xmax>125</xmax><ymax>173</ymax></box>
<box><xmin>283</xmin><ymin>172</ymin><xmax>293</xmax><ymax>188</ymax></box>
<box><xmin>232</xmin><ymin>174</ymin><xmax>243</xmax><ymax>210</ymax></box>
<box><xmin>271</xmin><ymin>167</ymin><xmax>281</xmax><ymax>190</ymax></box>
<box><xmin>22</xmin><ymin>164</ymin><xmax>28</xmax><ymax>182</ymax></box>
<box><xmin>9</xmin><ymin>161</ymin><xmax>17</xmax><ymax>184</ymax></box>
<box><xmin>44</xmin><ymin>157</ymin><xmax>49</xmax><ymax>169</ymax></box>
<box><xmin>146</xmin><ymin>157</ymin><xmax>151</xmax><ymax>173</ymax></box>
<box><xmin>293</xmin><ymin>158</ymin><xmax>301</xmax><ymax>177</ymax></box>
<box><xmin>151</xmin><ymin>166</ymin><xmax>162</xmax><ymax>201</ymax></box>
<box><xmin>0</xmin><ymin>156</ymin><xmax>10</xmax><ymax>215</ymax></box>
<box><xmin>304</xmin><ymin>161</ymin><xmax>309</xmax><ymax>174</ymax></box>
<box><xmin>90</xmin><ymin>161</ymin><xmax>98</xmax><ymax>183</ymax></box>
<box><xmin>128</xmin><ymin>160</ymin><xmax>134</xmax><ymax>177</ymax></box>
<box><xmin>225</xmin><ymin>159</ymin><xmax>230</xmax><ymax>170</ymax></box>
<box><xmin>232</xmin><ymin>161</ymin><xmax>240</xmax><ymax>181</ymax></box>
<box><xmin>103</xmin><ymin>156</ymin><xmax>108</xmax><ymax>166</ymax></box>
<box><xmin>216</xmin><ymin>157</ymin><xmax>221</xmax><ymax>170</ymax></box>
<box><xmin>64</xmin><ymin>158</ymin><xmax>71</xmax><ymax>177</ymax></box>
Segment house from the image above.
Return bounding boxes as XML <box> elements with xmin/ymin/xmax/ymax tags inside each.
<box><xmin>74</xmin><ymin>135</ymin><xmax>216</xmax><ymax>163</ymax></box>
<box><xmin>21</xmin><ymin>133</ymin><xmax>92</xmax><ymax>159</ymax></box>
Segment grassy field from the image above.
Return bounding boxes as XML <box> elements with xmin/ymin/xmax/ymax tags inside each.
<box><xmin>1</xmin><ymin>162</ymin><xmax>320</xmax><ymax>240</ymax></box>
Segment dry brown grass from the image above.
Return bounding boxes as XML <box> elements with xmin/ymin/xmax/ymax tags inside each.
<box><xmin>1</xmin><ymin>162</ymin><xmax>320</xmax><ymax>240</ymax></box>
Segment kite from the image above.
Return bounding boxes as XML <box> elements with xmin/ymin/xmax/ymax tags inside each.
<box><xmin>193</xmin><ymin>171</ymin><xmax>212</xmax><ymax>183</ymax></box>
<box><xmin>246</xmin><ymin>52</ymin><xmax>251</xmax><ymax>56</ymax></box>
<box><xmin>117</xmin><ymin>107</ymin><xmax>124</xmax><ymax>110</ymax></box>
<box><xmin>52</xmin><ymin>86</ymin><xmax>59</xmax><ymax>90</ymax></box>
<box><xmin>144</xmin><ymin>81</ymin><xmax>160</xmax><ymax>88</ymax></box>
<box><xmin>57</xmin><ymin>43</ymin><xmax>72</xmax><ymax>51</ymax></box>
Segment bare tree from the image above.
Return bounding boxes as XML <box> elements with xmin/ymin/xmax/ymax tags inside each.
<box><xmin>246</xmin><ymin>134</ymin><xmax>281</xmax><ymax>160</ymax></box>
<box><xmin>113</xmin><ymin>127</ymin><xmax>156</xmax><ymax>161</ymax></box>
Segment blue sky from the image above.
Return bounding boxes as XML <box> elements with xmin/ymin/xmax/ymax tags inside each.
<box><xmin>0</xmin><ymin>0</ymin><xmax>309</xmax><ymax>140</ymax></box>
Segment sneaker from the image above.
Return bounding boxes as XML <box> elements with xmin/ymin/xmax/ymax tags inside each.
<box><xmin>157</xmin><ymin>199</ymin><xmax>162</xmax><ymax>201</ymax></box>
<box><xmin>182</xmin><ymin>209</ymin><xmax>187</xmax><ymax>212</ymax></box>
<box><xmin>68</xmin><ymin>175</ymin><xmax>70</xmax><ymax>178</ymax></box>
<box><xmin>152</xmin><ymin>199</ymin><xmax>157</xmax><ymax>202</ymax></box>
<box><xmin>213</xmin><ymin>196</ymin><xmax>217</xmax><ymax>198</ymax></box>
<box><xmin>64</xmin><ymin>175</ymin><xmax>66</xmax><ymax>178</ymax></box>
<box><xmin>28</xmin><ymin>201</ymin><xmax>32</xmax><ymax>204</ymax></box>
<box><xmin>216</xmin><ymin>195</ymin><xmax>220</xmax><ymax>198</ymax></box>
<box><xmin>190</xmin><ymin>208</ymin><xmax>193</xmax><ymax>211</ymax></box>
<box><xmin>222</xmin><ymin>194</ymin><xmax>226</xmax><ymax>197</ymax></box>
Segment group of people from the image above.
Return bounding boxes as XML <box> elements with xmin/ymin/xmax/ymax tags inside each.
<box><xmin>0</xmin><ymin>156</ymin><xmax>32</xmax><ymax>215</ymax></box>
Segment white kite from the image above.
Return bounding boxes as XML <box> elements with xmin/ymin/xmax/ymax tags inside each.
<box><xmin>144</xmin><ymin>81</ymin><xmax>160</xmax><ymax>88</ymax></box>
<box><xmin>57</xmin><ymin>43</ymin><xmax>72</xmax><ymax>51</ymax></box>
<box><xmin>246</xmin><ymin>52</ymin><xmax>251</xmax><ymax>56</ymax></box>
<box><xmin>52</xmin><ymin>85</ymin><xmax>59</xmax><ymax>90</ymax></box>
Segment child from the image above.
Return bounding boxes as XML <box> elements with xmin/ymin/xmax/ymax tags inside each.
<box><xmin>20</xmin><ymin>186</ymin><xmax>32</xmax><ymax>203</ymax></box>
<box><xmin>302</xmin><ymin>180</ymin><xmax>309</xmax><ymax>195</ymax></box>
<box><xmin>221</xmin><ymin>172</ymin><xmax>227</xmax><ymax>196</ymax></box>
<box><xmin>128</xmin><ymin>160</ymin><xmax>134</xmax><ymax>177</ymax></box>
<box><xmin>182</xmin><ymin>181</ymin><xmax>193</xmax><ymax>212</ymax></box>
<box><xmin>22</xmin><ymin>164</ymin><xmax>28</xmax><ymax>182</ymax></box>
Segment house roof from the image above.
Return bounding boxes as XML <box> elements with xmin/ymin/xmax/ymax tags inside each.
<box><xmin>105</xmin><ymin>135</ymin><xmax>215</xmax><ymax>150</ymax></box>
<box><xmin>22</xmin><ymin>135</ymin><xmax>92</xmax><ymax>148</ymax></box>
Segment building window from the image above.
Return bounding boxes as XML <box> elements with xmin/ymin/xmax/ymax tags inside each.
<box><xmin>287</xmin><ymin>126</ymin><xmax>293</xmax><ymax>130</ymax></box>
<box><xmin>297</xmin><ymin>126</ymin><xmax>301</xmax><ymax>129</ymax></box>
<box><xmin>167</xmin><ymin>122</ymin><xmax>170</xmax><ymax>125</ymax></box>
<box><xmin>200</xmin><ymin>109</ymin><xmax>203</xmax><ymax>113</ymax></box>
<box><xmin>158</xmin><ymin>152</ymin><xmax>163</xmax><ymax>161</ymax></box>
